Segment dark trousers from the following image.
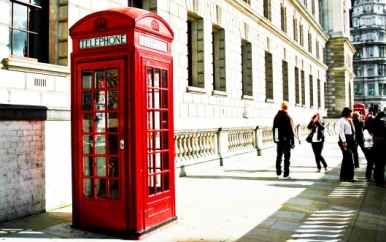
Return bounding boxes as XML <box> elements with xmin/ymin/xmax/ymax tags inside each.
<box><xmin>311</xmin><ymin>142</ymin><xmax>327</xmax><ymax>170</ymax></box>
<box><xmin>365</xmin><ymin>147</ymin><xmax>374</xmax><ymax>180</ymax></box>
<box><xmin>352</xmin><ymin>143</ymin><xmax>360</xmax><ymax>168</ymax></box>
<box><xmin>276</xmin><ymin>142</ymin><xmax>291</xmax><ymax>177</ymax></box>
<box><xmin>372</xmin><ymin>142</ymin><xmax>386</xmax><ymax>185</ymax></box>
<box><xmin>338</xmin><ymin>141</ymin><xmax>355</xmax><ymax>181</ymax></box>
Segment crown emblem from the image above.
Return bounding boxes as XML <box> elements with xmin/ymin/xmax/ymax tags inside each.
<box><xmin>94</xmin><ymin>16</ymin><xmax>108</xmax><ymax>29</ymax></box>
<box><xmin>151</xmin><ymin>20</ymin><xmax>160</xmax><ymax>31</ymax></box>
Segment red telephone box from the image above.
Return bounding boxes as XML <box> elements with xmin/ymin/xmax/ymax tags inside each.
<box><xmin>69</xmin><ymin>7</ymin><xmax>176</xmax><ymax>238</ymax></box>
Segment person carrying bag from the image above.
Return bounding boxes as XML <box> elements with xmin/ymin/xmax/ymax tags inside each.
<box><xmin>307</xmin><ymin>112</ymin><xmax>328</xmax><ymax>172</ymax></box>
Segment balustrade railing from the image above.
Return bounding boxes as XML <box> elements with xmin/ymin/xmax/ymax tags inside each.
<box><xmin>174</xmin><ymin>122</ymin><xmax>337</xmax><ymax>175</ymax></box>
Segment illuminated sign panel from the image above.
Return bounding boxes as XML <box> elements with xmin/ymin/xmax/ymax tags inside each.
<box><xmin>139</xmin><ymin>35</ymin><xmax>167</xmax><ymax>52</ymax></box>
<box><xmin>79</xmin><ymin>34</ymin><xmax>127</xmax><ymax>49</ymax></box>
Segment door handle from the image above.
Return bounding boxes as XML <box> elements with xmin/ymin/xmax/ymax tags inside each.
<box><xmin>120</xmin><ymin>140</ymin><xmax>124</xmax><ymax>149</ymax></box>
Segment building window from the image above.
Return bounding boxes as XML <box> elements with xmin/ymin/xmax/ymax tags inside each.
<box><xmin>293</xmin><ymin>17</ymin><xmax>298</xmax><ymax>42</ymax></box>
<box><xmin>317</xmin><ymin>79</ymin><xmax>321</xmax><ymax>108</ymax></box>
<box><xmin>9</xmin><ymin>0</ymin><xmax>49</xmax><ymax>62</ymax></box>
<box><xmin>187</xmin><ymin>16</ymin><xmax>205</xmax><ymax>88</ymax></box>
<box><xmin>243</xmin><ymin>0</ymin><xmax>251</xmax><ymax>5</ymax></box>
<box><xmin>308</xmin><ymin>32</ymin><xmax>312</xmax><ymax>53</ymax></box>
<box><xmin>309</xmin><ymin>75</ymin><xmax>314</xmax><ymax>107</ymax></box>
<box><xmin>368</xmin><ymin>83</ymin><xmax>375</xmax><ymax>96</ymax></box>
<box><xmin>354</xmin><ymin>67</ymin><xmax>362</xmax><ymax>77</ymax></box>
<box><xmin>300</xmin><ymin>24</ymin><xmax>304</xmax><ymax>46</ymax></box>
<box><xmin>128</xmin><ymin>0</ymin><xmax>142</xmax><ymax>8</ymax></box>
<box><xmin>301</xmin><ymin>70</ymin><xmax>306</xmax><ymax>105</ymax></box>
<box><xmin>379</xmin><ymin>84</ymin><xmax>386</xmax><ymax>95</ymax></box>
<box><xmin>367</xmin><ymin>65</ymin><xmax>374</xmax><ymax>76</ymax></box>
<box><xmin>379</xmin><ymin>65</ymin><xmax>386</xmax><ymax>76</ymax></box>
<box><xmin>265</xmin><ymin>52</ymin><xmax>274</xmax><ymax>100</ymax></box>
<box><xmin>212</xmin><ymin>26</ymin><xmax>226</xmax><ymax>92</ymax></box>
<box><xmin>242</xmin><ymin>41</ymin><xmax>253</xmax><ymax>97</ymax></box>
<box><xmin>281</xmin><ymin>4</ymin><xmax>287</xmax><ymax>32</ymax></box>
<box><xmin>380</xmin><ymin>46</ymin><xmax>385</xmax><ymax>57</ymax></box>
<box><xmin>283</xmin><ymin>61</ymin><xmax>289</xmax><ymax>101</ymax></box>
<box><xmin>295</xmin><ymin>67</ymin><xmax>300</xmax><ymax>105</ymax></box>
<box><xmin>354</xmin><ymin>84</ymin><xmax>363</xmax><ymax>95</ymax></box>
<box><xmin>263</xmin><ymin>0</ymin><xmax>272</xmax><ymax>21</ymax></box>
<box><xmin>367</xmin><ymin>47</ymin><xmax>374</xmax><ymax>57</ymax></box>
<box><xmin>316</xmin><ymin>40</ymin><xmax>319</xmax><ymax>59</ymax></box>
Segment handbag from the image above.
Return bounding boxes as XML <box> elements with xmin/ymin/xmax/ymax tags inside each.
<box><xmin>306</xmin><ymin>131</ymin><xmax>313</xmax><ymax>143</ymax></box>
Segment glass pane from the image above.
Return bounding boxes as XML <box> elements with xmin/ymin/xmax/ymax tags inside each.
<box><xmin>96</xmin><ymin>157</ymin><xmax>106</xmax><ymax>176</ymax></box>
<box><xmin>154</xmin><ymin>90</ymin><xmax>160</xmax><ymax>109</ymax></box>
<box><xmin>107</xmin><ymin>134</ymin><xmax>118</xmax><ymax>154</ymax></box>
<box><xmin>163</xmin><ymin>153</ymin><xmax>169</xmax><ymax>170</ymax></box>
<box><xmin>155</xmin><ymin>153</ymin><xmax>161</xmax><ymax>171</ymax></box>
<box><xmin>147</xmin><ymin>111</ymin><xmax>154</xmax><ymax>130</ymax></box>
<box><xmin>148</xmin><ymin>132</ymin><xmax>154</xmax><ymax>151</ymax></box>
<box><xmin>109</xmin><ymin>180</ymin><xmax>119</xmax><ymax>200</ymax></box>
<box><xmin>148</xmin><ymin>176</ymin><xmax>155</xmax><ymax>195</ymax></box>
<box><xmin>156</xmin><ymin>173</ymin><xmax>161</xmax><ymax>192</ymax></box>
<box><xmin>162</xmin><ymin>69</ymin><xmax>168</xmax><ymax>88</ymax></box>
<box><xmin>83</xmin><ymin>135</ymin><xmax>93</xmax><ymax>154</ymax></box>
<box><xmin>95</xmin><ymin>113</ymin><xmax>105</xmax><ymax>132</ymax></box>
<box><xmin>108</xmin><ymin>158</ymin><xmax>118</xmax><ymax>177</ymax></box>
<box><xmin>155</xmin><ymin>132</ymin><xmax>161</xmax><ymax>150</ymax></box>
<box><xmin>95</xmin><ymin>91</ymin><xmax>105</xmax><ymax>110</ymax></box>
<box><xmin>13</xmin><ymin>30</ymin><xmax>27</xmax><ymax>57</ymax></box>
<box><xmin>83</xmin><ymin>114</ymin><xmax>92</xmax><ymax>132</ymax></box>
<box><xmin>95</xmin><ymin>135</ymin><xmax>105</xmax><ymax>154</ymax></box>
<box><xmin>82</xmin><ymin>92</ymin><xmax>92</xmax><ymax>110</ymax></box>
<box><xmin>95</xmin><ymin>70</ymin><xmax>105</xmax><ymax>89</ymax></box>
<box><xmin>29</xmin><ymin>33</ymin><xmax>40</xmax><ymax>59</ymax></box>
<box><xmin>161</xmin><ymin>90</ymin><xmax>168</xmax><ymax>108</ymax></box>
<box><xmin>154</xmin><ymin>68</ymin><xmax>160</xmax><ymax>87</ymax></box>
<box><xmin>107</xmin><ymin>68</ymin><xmax>118</xmax><ymax>87</ymax></box>
<box><xmin>8</xmin><ymin>29</ymin><xmax>13</xmax><ymax>55</ymax></box>
<box><xmin>83</xmin><ymin>157</ymin><xmax>93</xmax><ymax>176</ymax></box>
<box><xmin>96</xmin><ymin>179</ymin><xmax>106</xmax><ymax>198</ymax></box>
<box><xmin>147</xmin><ymin>89</ymin><xmax>153</xmax><ymax>108</ymax></box>
<box><xmin>30</xmin><ymin>7</ymin><xmax>41</xmax><ymax>33</ymax></box>
<box><xmin>161</xmin><ymin>111</ymin><xmax>168</xmax><ymax>129</ymax></box>
<box><xmin>162</xmin><ymin>132</ymin><xmax>169</xmax><ymax>149</ymax></box>
<box><xmin>148</xmin><ymin>153</ymin><xmax>154</xmax><ymax>174</ymax></box>
<box><xmin>107</xmin><ymin>90</ymin><xmax>118</xmax><ymax>110</ymax></box>
<box><xmin>154</xmin><ymin>112</ymin><xmax>160</xmax><ymax>130</ymax></box>
<box><xmin>82</xmin><ymin>70</ymin><xmax>92</xmax><ymax>89</ymax></box>
<box><xmin>147</xmin><ymin>67</ymin><xmax>153</xmax><ymax>86</ymax></box>
<box><xmin>14</xmin><ymin>4</ymin><xmax>28</xmax><ymax>30</ymax></box>
<box><xmin>107</xmin><ymin>112</ymin><xmax>118</xmax><ymax>130</ymax></box>
<box><xmin>163</xmin><ymin>173</ymin><xmax>170</xmax><ymax>191</ymax></box>
<box><xmin>84</xmin><ymin>178</ymin><xmax>93</xmax><ymax>198</ymax></box>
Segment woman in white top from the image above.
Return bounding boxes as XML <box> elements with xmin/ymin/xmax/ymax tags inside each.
<box><xmin>338</xmin><ymin>107</ymin><xmax>357</xmax><ymax>182</ymax></box>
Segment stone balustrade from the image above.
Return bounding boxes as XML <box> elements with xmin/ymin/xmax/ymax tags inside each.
<box><xmin>174</xmin><ymin>122</ymin><xmax>338</xmax><ymax>176</ymax></box>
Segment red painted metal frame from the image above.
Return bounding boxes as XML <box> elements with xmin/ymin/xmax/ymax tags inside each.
<box><xmin>69</xmin><ymin>7</ymin><xmax>175</xmax><ymax>238</ymax></box>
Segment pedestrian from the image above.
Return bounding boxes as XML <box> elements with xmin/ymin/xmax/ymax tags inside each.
<box><xmin>273</xmin><ymin>101</ymin><xmax>296</xmax><ymax>179</ymax></box>
<box><xmin>352</xmin><ymin>111</ymin><xmax>366</xmax><ymax>168</ymax></box>
<box><xmin>363</xmin><ymin>127</ymin><xmax>374</xmax><ymax>182</ymax></box>
<box><xmin>338</xmin><ymin>107</ymin><xmax>357</xmax><ymax>182</ymax></box>
<box><xmin>307</xmin><ymin>112</ymin><xmax>328</xmax><ymax>173</ymax></box>
<box><xmin>368</xmin><ymin>107</ymin><xmax>386</xmax><ymax>188</ymax></box>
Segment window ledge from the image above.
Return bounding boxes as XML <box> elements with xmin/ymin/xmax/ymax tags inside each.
<box><xmin>3</xmin><ymin>57</ymin><xmax>70</xmax><ymax>76</ymax></box>
<box><xmin>265</xmin><ymin>98</ymin><xmax>274</xmax><ymax>103</ymax></box>
<box><xmin>186</xmin><ymin>86</ymin><xmax>207</xmax><ymax>94</ymax></box>
<box><xmin>212</xmin><ymin>90</ymin><xmax>228</xmax><ymax>97</ymax></box>
<box><xmin>242</xmin><ymin>95</ymin><xmax>254</xmax><ymax>100</ymax></box>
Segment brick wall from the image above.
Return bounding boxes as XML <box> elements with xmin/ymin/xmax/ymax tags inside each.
<box><xmin>0</xmin><ymin>121</ymin><xmax>45</xmax><ymax>223</ymax></box>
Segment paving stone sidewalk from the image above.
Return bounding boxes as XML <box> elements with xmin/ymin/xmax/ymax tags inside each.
<box><xmin>0</xmin><ymin>135</ymin><xmax>385</xmax><ymax>241</ymax></box>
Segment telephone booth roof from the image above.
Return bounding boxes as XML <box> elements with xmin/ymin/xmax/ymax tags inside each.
<box><xmin>69</xmin><ymin>7</ymin><xmax>174</xmax><ymax>41</ymax></box>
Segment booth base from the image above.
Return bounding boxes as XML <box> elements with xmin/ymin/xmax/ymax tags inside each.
<box><xmin>71</xmin><ymin>216</ymin><xmax>178</xmax><ymax>240</ymax></box>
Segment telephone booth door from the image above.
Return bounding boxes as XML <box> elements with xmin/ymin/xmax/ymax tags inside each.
<box><xmin>75</xmin><ymin>59</ymin><xmax>126</xmax><ymax>230</ymax></box>
<box><xmin>143</xmin><ymin>57</ymin><xmax>175</xmax><ymax>227</ymax></box>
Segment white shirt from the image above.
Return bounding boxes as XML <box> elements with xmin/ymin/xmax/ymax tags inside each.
<box><xmin>338</xmin><ymin>117</ymin><xmax>352</xmax><ymax>142</ymax></box>
<box><xmin>312</xmin><ymin>126</ymin><xmax>322</xmax><ymax>142</ymax></box>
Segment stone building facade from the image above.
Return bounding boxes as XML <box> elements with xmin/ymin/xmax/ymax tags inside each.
<box><xmin>351</xmin><ymin>0</ymin><xmax>386</xmax><ymax>112</ymax></box>
<box><xmin>0</xmin><ymin>0</ymin><xmax>352</xmax><ymax>222</ymax></box>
